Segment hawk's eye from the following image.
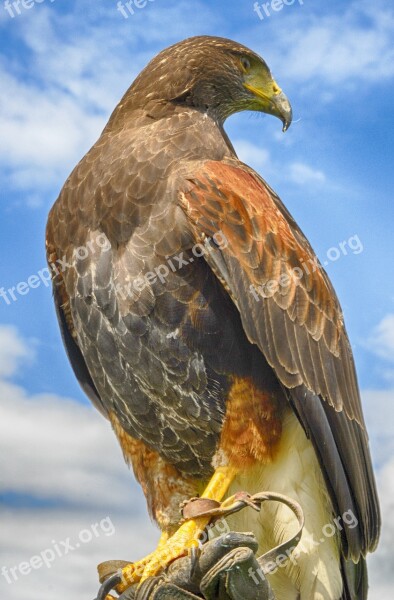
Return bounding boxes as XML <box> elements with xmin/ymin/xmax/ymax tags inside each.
<box><xmin>240</xmin><ymin>57</ymin><xmax>251</xmax><ymax>72</ymax></box>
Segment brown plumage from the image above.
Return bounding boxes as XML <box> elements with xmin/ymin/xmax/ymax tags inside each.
<box><xmin>46</xmin><ymin>36</ymin><xmax>380</xmax><ymax>599</ymax></box>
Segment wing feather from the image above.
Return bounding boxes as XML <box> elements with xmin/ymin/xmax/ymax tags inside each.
<box><xmin>179</xmin><ymin>158</ymin><xmax>380</xmax><ymax>557</ymax></box>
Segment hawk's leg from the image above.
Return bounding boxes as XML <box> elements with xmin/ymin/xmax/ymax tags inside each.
<box><xmin>116</xmin><ymin>465</ymin><xmax>238</xmax><ymax>593</ymax></box>
<box><xmin>97</xmin><ymin>532</ymin><xmax>169</xmax><ymax>586</ymax></box>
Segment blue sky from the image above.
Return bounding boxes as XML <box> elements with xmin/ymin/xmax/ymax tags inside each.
<box><xmin>0</xmin><ymin>0</ymin><xmax>393</xmax><ymax>598</ymax></box>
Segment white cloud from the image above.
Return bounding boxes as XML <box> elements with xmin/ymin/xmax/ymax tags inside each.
<box><xmin>366</xmin><ymin>314</ymin><xmax>394</xmax><ymax>382</ymax></box>
<box><xmin>249</xmin><ymin>0</ymin><xmax>394</xmax><ymax>90</ymax></box>
<box><xmin>358</xmin><ymin>379</ymin><xmax>394</xmax><ymax>599</ymax></box>
<box><xmin>0</xmin><ymin>9</ymin><xmax>124</xmax><ymax>193</ymax></box>
<box><xmin>369</xmin><ymin>313</ymin><xmax>394</xmax><ymax>363</ymax></box>
<box><xmin>233</xmin><ymin>139</ymin><xmax>270</xmax><ymax>170</ymax></box>
<box><xmin>0</xmin><ymin>66</ymin><xmax>105</xmax><ymax>188</ymax></box>
<box><xmin>0</xmin><ymin>509</ymin><xmax>158</xmax><ymax>600</ymax></box>
<box><xmin>368</xmin><ymin>453</ymin><xmax>394</xmax><ymax>600</ymax></box>
<box><xmin>1</xmin><ymin>0</ymin><xmax>393</xmax><ymax>200</ymax></box>
<box><xmin>0</xmin><ymin>325</ymin><xmax>33</xmax><ymax>378</ymax></box>
<box><xmin>353</xmin><ymin>388</ymin><xmax>394</xmax><ymax>598</ymax></box>
<box><xmin>232</xmin><ymin>139</ymin><xmax>326</xmax><ymax>189</ymax></box>
<box><xmin>0</xmin><ymin>325</ymin><xmax>158</xmax><ymax>598</ymax></box>
<box><xmin>288</xmin><ymin>161</ymin><xmax>326</xmax><ymax>185</ymax></box>
<box><xmin>0</xmin><ymin>383</ymin><xmax>138</xmax><ymax>510</ymax></box>
<box><xmin>362</xmin><ymin>389</ymin><xmax>394</xmax><ymax>468</ymax></box>
<box><xmin>0</xmin><ymin>1</ymin><xmax>218</xmax><ymax>196</ymax></box>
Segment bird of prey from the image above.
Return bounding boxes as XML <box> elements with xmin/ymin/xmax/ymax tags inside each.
<box><xmin>46</xmin><ymin>36</ymin><xmax>380</xmax><ymax>599</ymax></box>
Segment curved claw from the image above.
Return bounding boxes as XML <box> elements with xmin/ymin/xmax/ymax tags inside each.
<box><xmin>189</xmin><ymin>545</ymin><xmax>201</xmax><ymax>579</ymax></box>
<box><xmin>96</xmin><ymin>572</ymin><xmax>122</xmax><ymax>600</ymax></box>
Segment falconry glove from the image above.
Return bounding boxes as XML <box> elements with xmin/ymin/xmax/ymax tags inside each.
<box><xmin>96</xmin><ymin>492</ymin><xmax>304</xmax><ymax>600</ymax></box>
<box><xmin>117</xmin><ymin>532</ymin><xmax>274</xmax><ymax>600</ymax></box>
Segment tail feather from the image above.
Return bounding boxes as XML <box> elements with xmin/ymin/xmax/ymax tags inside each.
<box><xmin>340</xmin><ymin>556</ymin><xmax>368</xmax><ymax>600</ymax></box>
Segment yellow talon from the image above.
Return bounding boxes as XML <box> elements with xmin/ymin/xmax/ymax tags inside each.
<box><xmin>116</xmin><ymin>465</ymin><xmax>238</xmax><ymax>592</ymax></box>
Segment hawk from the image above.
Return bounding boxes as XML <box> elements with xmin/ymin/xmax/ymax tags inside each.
<box><xmin>46</xmin><ymin>36</ymin><xmax>380</xmax><ymax>599</ymax></box>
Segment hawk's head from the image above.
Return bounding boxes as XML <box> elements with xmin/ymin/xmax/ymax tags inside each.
<box><xmin>127</xmin><ymin>35</ymin><xmax>292</xmax><ymax>131</ymax></box>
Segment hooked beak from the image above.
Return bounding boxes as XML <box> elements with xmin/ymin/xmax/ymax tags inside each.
<box><xmin>243</xmin><ymin>80</ymin><xmax>293</xmax><ymax>132</ymax></box>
